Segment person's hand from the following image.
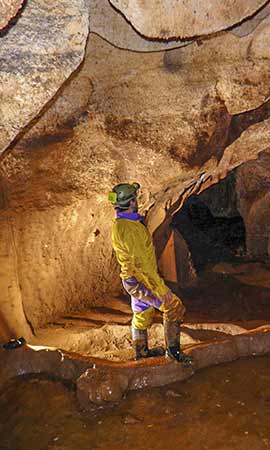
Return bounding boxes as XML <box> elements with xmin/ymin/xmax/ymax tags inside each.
<box><xmin>160</xmin><ymin>290</ymin><xmax>172</xmax><ymax>304</ymax></box>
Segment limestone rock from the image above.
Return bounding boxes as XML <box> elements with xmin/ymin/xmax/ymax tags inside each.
<box><xmin>0</xmin><ymin>0</ymin><xmax>24</xmax><ymax>30</ymax></box>
<box><xmin>90</xmin><ymin>0</ymin><xmax>193</xmax><ymax>52</ymax></box>
<box><xmin>109</xmin><ymin>0</ymin><xmax>267</xmax><ymax>39</ymax></box>
<box><xmin>0</xmin><ymin>0</ymin><xmax>89</xmax><ymax>154</ymax></box>
<box><xmin>230</xmin><ymin>1</ymin><xmax>270</xmax><ymax>37</ymax></box>
<box><xmin>236</xmin><ymin>153</ymin><xmax>270</xmax><ymax>257</ymax></box>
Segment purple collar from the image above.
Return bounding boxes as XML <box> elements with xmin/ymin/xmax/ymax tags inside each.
<box><xmin>116</xmin><ymin>211</ymin><xmax>142</xmax><ymax>221</ymax></box>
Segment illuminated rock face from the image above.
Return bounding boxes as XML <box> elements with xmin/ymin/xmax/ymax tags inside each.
<box><xmin>109</xmin><ymin>0</ymin><xmax>267</xmax><ymax>39</ymax></box>
<box><xmin>1</xmin><ymin>1</ymin><xmax>270</xmax><ymax>339</ymax></box>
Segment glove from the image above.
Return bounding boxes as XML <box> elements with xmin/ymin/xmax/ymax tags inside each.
<box><xmin>123</xmin><ymin>277</ymin><xmax>162</xmax><ymax>309</ymax></box>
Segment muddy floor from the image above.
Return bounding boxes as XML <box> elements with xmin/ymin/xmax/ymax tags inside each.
<box><xmin>1</xmin><ymin>356</ymin><xmax>270</xmax><ymax>450</ymax></box>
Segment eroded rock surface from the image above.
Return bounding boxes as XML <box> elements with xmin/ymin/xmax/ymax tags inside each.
<box><xmin>109</xmin><ymin>0</ymin><xmax>267</xmax><ymax>39</ymax></box>
<box><xmin>77</xmin><ymin>326</ymin><xmax>270</xmax><ymax>405</ymax></box>
<box><xmin>90</xmin><ymin>0</ymin><xmax>193</xmax><ymax>52</ymax></box>
<box><xmin>0</xmin><ymin>0</ymin><xmax>24</xmax><ymax>30</ymax></box>
<box><xmin>0</xmin><ymin>0</ymin><xmax>89</xmax><ymax>154</ymax></box>
<box><xmin>236</xmin><ymin>154</ymin><xmax>270</xmax><ymax>258</ymax></box>
<box><xmin>2</xmin><ymin>327</ymin><xmax>270</xmax><ymax>409</ymax></box>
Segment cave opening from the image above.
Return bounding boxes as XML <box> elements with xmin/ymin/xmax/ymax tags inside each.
<box><xmin>171</xmin><ymin>171</ymin><xmax>246</xmax><ymax>272</ymax></box>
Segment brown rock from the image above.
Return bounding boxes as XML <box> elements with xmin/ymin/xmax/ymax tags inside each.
<box><xmin>64</xmin><ymin>309</ymin><xmax>131</xmax><ymax>325</ymax></box>
<box><xmin>191</xmin><ymin>340</ymin><xmax>238</xmax><ymax>370</ymax></box>
<box><xmin>1</xmin><ymin>329</ymin><xmax>270</xmax><ymax>409</ymax></box>
<box><xmin>0</xmin><ymin>0</ymin><xmax>24</xmax><ymax>31</ymax></box>
<box><xmin>90</xmin><ymin>0</ymin><xmax>193</xmax><ymax>52</ymax></box>
<box><xmin>109</xmin><ymin>0</ymin><xmax>267</xmax><ymax>39</ymax></box>
<box><xmin>0</xmin><ymin>0</ymin><xmax>89</xmax><ymax>154</ymax></box>
<box><xmin>77</xmin><ymin>367</ymin><xmax>129</xmax><ymax>406</ymax></box>
<box><xmin>122</xmin><ymin>413</ymin><xmax>142</xmax><ymax>424</ymax></box>
<box><xmin>236</xmin><ymin>154</ymin><xmax>270</xmax><ymax>258</ymax></box>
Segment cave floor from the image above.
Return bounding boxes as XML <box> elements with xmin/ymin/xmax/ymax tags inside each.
<box><xmin>1</xmin><ymin>356</ymin><xmax>270</xmax><ymax>450</ymax></box>
<box><xmin>30</xmin><ymin>260</ymin><xmax>270</xmax><ymax>361</ymax></box>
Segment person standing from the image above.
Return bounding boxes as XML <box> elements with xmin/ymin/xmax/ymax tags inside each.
<box><xmin>109</xmin><ymin>182</ymin><xmax>192</xmax><ymax>366</ymax></box>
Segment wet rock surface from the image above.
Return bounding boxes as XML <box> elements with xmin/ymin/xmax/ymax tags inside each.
<box><xmin>1</xmin><ymin>326</ymin><xmax>270</xmax><ymax>408</ymax></box>
<box><xmin>2</xmin><ymin>356</ymin><xmax>270</xmax><ymax>450</ymax></box>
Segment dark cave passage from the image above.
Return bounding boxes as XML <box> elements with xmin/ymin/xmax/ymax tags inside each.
<box><xmin>171</xmin><ymin>172</ymin><xmax>246</xmax><ymax>272</ymax></box>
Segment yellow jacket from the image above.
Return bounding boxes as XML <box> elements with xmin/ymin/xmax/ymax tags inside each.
<box><xmin>112</xmin><ymin>218</ymin><xmax>169</xmax><ymax>298</ymax></box>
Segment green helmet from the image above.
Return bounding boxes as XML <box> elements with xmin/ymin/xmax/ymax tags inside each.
<box><xmin>108</xmin><ymin>182</ymin><xmax>140</xmax><ymax>209</ymax></box>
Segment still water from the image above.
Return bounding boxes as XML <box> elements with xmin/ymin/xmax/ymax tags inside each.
<box><xmin>1</xmin><ymin>356</ymin><xmax>270</xmax><ymax>450</ymax></box>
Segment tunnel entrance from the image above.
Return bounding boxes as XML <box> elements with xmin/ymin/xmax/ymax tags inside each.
<box><xmin>171</xmin><ymin>171</ymin><xmax>246</xmax><ymax>272</ymax></box>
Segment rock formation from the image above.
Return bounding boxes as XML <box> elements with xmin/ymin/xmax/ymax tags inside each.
<box><xmin>109</xmin><ymin>0</ymin><xmax>268</xmax><ymax>38</ymax></box>
<box><xmin>0</xmin><ymin>0</ymin><xmax>270</xmax><ymax>340</ymax></box>
<box><xmin>1</xmin><ymin>326</ymin><xmax>270</xmax><ymax>407</ymax></box>
<box><xmin>0</xmin><ymin>0</ymin><xmax>89</xmax><ymax>154</ymax></box>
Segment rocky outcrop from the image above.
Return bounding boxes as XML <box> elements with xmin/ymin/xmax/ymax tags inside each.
<box><xmin>109</xmin><ymin>0</ymin><xmax>267</xmax><ymax>39</ymax></box>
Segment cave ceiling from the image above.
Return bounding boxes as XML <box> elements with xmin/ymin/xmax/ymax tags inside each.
<box><xmin>108</xmin><ymin>0</ymin><xmax>268</xmax><ymax>39</ymax></box>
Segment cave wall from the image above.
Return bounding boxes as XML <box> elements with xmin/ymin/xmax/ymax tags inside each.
<box><xmin>199</xmin><ymin>173</ymin><xmax>239</xmax><ymax>219</ymax></box>
<box><xmin>236</xmin><ymin>153</ymin><xmax>270</xmax><ymax>258</ymax></box>
<box><xmin>1</xmin><ymin>1</ymin><xmax>270</xmax><ymax>338</ymax></box>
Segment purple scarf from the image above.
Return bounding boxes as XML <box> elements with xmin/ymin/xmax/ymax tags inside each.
<box><xmin>116</xmin><ymin>211</ymin><xmax>142</xmax><ymax>221</ymax></box>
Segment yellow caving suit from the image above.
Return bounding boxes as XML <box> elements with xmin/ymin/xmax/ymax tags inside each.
<box><xmin>112</xmin><ymin>216</ymin><xmax>185</xmax><ymax>330</ymax></box>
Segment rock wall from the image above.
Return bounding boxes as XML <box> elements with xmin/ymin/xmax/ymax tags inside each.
<box><xmin>236</xmin><ymin>153</ymin><xmax>270</xmax><ymax>258</ymax></box>
<box><xmin>0</xmin><ymin>0</ymin><xmax>24</xmax><ymax>31</ymax></box>
<box><xmin>0</xmin><ymin>0</ymin><xmax>89</xmax><ymax>154</ymax></box>
<box><xmin>109</xmin><ymin>0</ymin><xmax>267</xmax><ymax>39</ymax></box>
<box><xmin>1</xmin><ymin>1</ymin><xmax>270</xmax><ymax>338</ymax></box>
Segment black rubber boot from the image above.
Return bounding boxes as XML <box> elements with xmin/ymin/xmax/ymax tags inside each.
<box><xmin>3</xmin><ymin>337</ymin><xmax>26</xmax><ymax>350</ymax></box>
<box><xmin>164</xmin><ymin>321</ymin><xmax>193</xmax><ymax>368</ymax></box>
<box><xmin>131</xmin><ymin>328</ymin><xmax>164</xmax><ymax>360</ymax></box>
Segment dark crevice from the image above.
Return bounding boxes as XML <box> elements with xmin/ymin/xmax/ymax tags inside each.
<box><xmin>171</xmin><ymin>172</ymin><xmax>246</xmax><ymax>271</ymax></box>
